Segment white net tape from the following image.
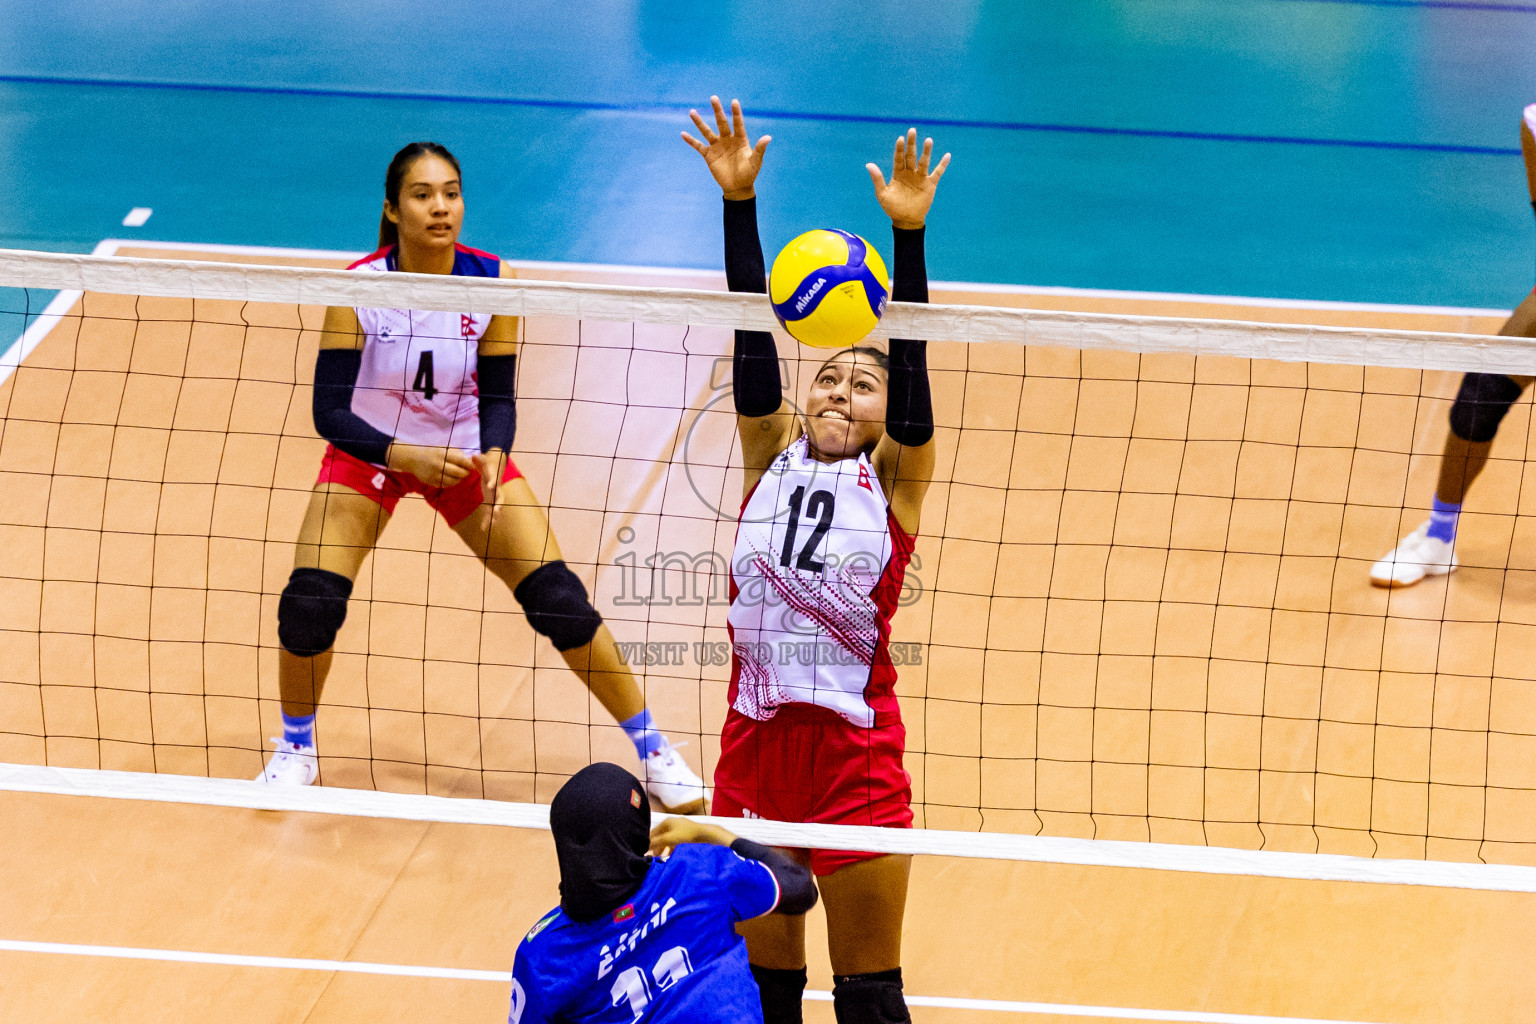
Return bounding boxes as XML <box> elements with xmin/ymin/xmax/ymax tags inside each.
<box><xmin>3</xmin><ymin>248</ymin><xmax>1533</xmax><ymax>373</ymax></box>
<box><xmin>2</xmin><ymin>763</ymin><xmax>1533</xmax><ymax>892</ymax></box>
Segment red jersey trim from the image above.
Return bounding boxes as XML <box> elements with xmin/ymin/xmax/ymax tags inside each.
<box><xmin>347</xmin><ymin>244</ymin><xmax>501</xmax><ymax>272</ymax></box>
<box><xmin>347</xmin><ymin>245</ymin><xmax>392</xmax><ymax>270</ymax></box>
<box><xmin>859</xmin><ymin>508</ymin><xmax>916</xmax><ymax>726</ymax></box>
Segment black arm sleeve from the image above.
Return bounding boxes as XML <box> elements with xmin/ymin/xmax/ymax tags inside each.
<box><xmin>477</xmin><ymin>353</ymin><xmax>517</xmax><ymax>452</ymax></box>
<box><xmin>725</xmin><ymin>197</ymin><xmax>784</xmax><ymax>418</ymax></box>
<box><xmin>885</xmin><ymin>225</ymin><xmax>934</xmax><ymax>448</ymax></box>
<box><xmin>312</xmin><ymin>348</ymin><xmax>395</xmax><ymax>466</ymax></box>
<box><xmin>730</xmin><ymin>838</ymin><xmax>818</xmax><ymax>916</ymax></box>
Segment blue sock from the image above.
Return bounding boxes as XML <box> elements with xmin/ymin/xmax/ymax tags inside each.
<box><xmin>620</xmin><ymin>709</ymin><xmax>667</xmax><ymax>759</ymax></box>
<box><xmin>1427</xmin><ymin>496</ymin><xmax>1461</xmax><ymax>544</ymax></box>
<box><xmin>282</xmin><ymin>712</ymin><xmax>316</xmax><ymax>748</ymax></box>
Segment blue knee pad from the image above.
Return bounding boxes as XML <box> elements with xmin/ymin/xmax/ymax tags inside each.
<box><xmin>513</xmin><ymin>561</ymin><xmax>603</xmax><ymax>652</ymax></box>
<box><xmin>1449</xmin><ymin>372</ymin><xmax>1524</xmax><ymax>443</ymax></box>
<box><xmin>832</xmin><ymin>969</ymin><xmax>910</xmax><ymax>1024</ymax></box>
<box><xmin>277</xmin><ymin>568</ymin><xmax>353</xmax><ymax>657</ymax></box>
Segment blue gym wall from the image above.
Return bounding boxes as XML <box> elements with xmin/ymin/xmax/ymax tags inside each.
<box><xmin>1</xmin><ymin>0</ymin><xmax>1534</xmax><ymax>307</ymax></box>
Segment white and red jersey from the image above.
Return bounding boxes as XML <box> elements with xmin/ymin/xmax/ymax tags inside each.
<box><xmin>727</xmin><ymin>436</ymin><xmax>915</xmax><ymax>729</ymax></box>
<box><xmin>346</xmin><ymin>244</ymin><xmax>500</xmax><ymax>459</ymax></box>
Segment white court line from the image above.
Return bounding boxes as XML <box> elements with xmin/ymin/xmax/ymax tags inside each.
<box><xmin>5</xmin><ymin>763</ymin><xmax>1536</xmax><ymax>894</ymax></box>
<box><xmin>0</xmin><ymin>284</ymin><xmax>84</xmax><ymax>386</ymax></box>
<box><xmin>0</xmin><ymin>238</ymin><xmax>135</xmax><ymax>386</ymax></box>
<box><xmin>121</xmin><ymin>208</ymin><xmax>153</xmax><ymax>227</ymax></box>
<box><xmin>0</xmin><ymin>938</ymin><xmax>1396</xmax><ymax>1024</ymax></box>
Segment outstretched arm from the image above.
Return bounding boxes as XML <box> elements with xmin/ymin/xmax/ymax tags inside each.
<box><xmin>650</xmin><ymin>818</ymin><xmax>818</xmax><ymax>916</ymax></box>
<box><xmin>684</xmin><ymin>97</ymin><xmax>798</xmax><ymax>491</ymax></box>
<box><xmin>868</xmin><ymin>129</ymin><xmax>949</xmax><ymax>534</ymax></box>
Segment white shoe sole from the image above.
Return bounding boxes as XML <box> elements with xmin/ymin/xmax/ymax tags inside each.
<box><xmin>1369</xmin><ymin>561</ymin><xmax>1455</xmax><ymax>589</ymax></box>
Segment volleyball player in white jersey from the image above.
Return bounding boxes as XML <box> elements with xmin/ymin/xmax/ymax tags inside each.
<box><xmin>257</xmin><ymin>142</ymin><xmax>705</xmax><ymax>813</ymax></box>
<box><xmin>683</xmin><ymin>99</ymin><xmax>947</xmax><ymax>1024</ymax></box>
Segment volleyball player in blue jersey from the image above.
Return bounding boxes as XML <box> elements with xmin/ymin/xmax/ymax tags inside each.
<box><xmin>510</xmin><ymin>764</ymin><xmax>818</xmax><ymax>1024</ymax></box>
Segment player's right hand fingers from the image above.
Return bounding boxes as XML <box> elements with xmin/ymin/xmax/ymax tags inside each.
<box><xmin>710</xmin><ymin>95</ymin><xmax>730</xmax><ymax>136</ymax></box>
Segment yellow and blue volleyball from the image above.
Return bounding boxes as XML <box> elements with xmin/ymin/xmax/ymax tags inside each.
<box><xmin>769</xmin><ymin>229</ymin><xmax>889</xmax><ymax>349</ymax></box>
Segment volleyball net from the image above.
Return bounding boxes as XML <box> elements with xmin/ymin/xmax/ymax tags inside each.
<box><xmin>2</xmin><ymin>247</ymin><xmax>1535</xmax><ymax>883</ymax></box>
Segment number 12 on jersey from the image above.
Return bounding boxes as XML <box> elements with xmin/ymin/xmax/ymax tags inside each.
<box><xmin>780</xmin><ymin>485</ymin><xmax>834</xmax><ymax>572</ymax></box>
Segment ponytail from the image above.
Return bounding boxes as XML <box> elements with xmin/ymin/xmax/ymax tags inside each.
<box><xmin>379</xmin><ymin>141</ymin><xmax>462</xmax><ymax>250</ymax></box>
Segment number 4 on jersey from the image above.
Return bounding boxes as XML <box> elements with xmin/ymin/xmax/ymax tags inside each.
<box><xmin>411</xmin><ymin>351</ymin><xmax>438</xmax><ymax>401</ymax></box>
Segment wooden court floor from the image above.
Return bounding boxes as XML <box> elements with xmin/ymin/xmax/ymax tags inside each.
<box><xmin>1</xmin><ymin>247</ymin><xmax>1534</xmax><ymax>1020</ymax></box>
<box><xmin>2</xmin><ymin>788</ymin><xmax>1533</xmax><ymax>1024</ymax></box>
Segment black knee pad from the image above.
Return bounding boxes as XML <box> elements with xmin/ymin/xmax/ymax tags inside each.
<box><xmin>277</xmin><ymin>568</ymin><xmax>353</xmax><ymax>657</ymax></box>
<box><xmin>1449</xmin><ymin>372</ymin><xmax>1525</xmax><ymax>442</ymax></box>
<box><xmin>513</xmin><ymin>560</ymin><xmax>602</xmax><ymax>652</ymax></box>
<box><xmin>751</xmin><ymin>964</ymin><xmax>808</xmax><ymax>1024</ymax></box>
<box><xmin>832</xmin><ymin>968</ymin><xmax>909</xmax><ymax>1024</ymax></box>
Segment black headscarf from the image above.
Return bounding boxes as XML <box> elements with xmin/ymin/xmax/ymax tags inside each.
<box><xmin>550</xmin><ymin>762</ymin><xmax>653</xmax><ymax>923</ymax></box>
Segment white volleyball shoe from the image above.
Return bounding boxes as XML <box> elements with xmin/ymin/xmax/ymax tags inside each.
<box><xmin>1370</xmin><ymin>522</ymin><xmax>1457</xmax><ymax>588</ymax></box>
<box><xmin>255</xmin><ymin>738</ymin><xmax>319</xmax><ymax>786</ymax></box>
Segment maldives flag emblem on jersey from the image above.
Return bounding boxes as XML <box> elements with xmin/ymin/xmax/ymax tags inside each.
<box><xmin>612</xmin><ymin>904</ymin><xmax>635</xmax><ymax>923</ymax></box>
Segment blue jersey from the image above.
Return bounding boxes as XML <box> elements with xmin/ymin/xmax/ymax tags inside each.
<box><xmin>509</xmin><ymin>844</ymin><xmax>781</xmax><ymax>1024</ymax></box>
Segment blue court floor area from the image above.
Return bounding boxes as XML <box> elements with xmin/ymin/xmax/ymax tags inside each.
<box><xmin>1</xmin><ymin>0</ymin><xmax>1535</xmax><ymax>307</ymax></box>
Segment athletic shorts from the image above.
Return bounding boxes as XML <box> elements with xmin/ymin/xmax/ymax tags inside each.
<box><xmin>315</xmin><ymin>444</ymin><xmax>523</xmax><ymax>528</ymax></box>
<box><xmin>712</xmin><ymin>701</ymin><xmax>912</xmax><ymax>877</ymax></box>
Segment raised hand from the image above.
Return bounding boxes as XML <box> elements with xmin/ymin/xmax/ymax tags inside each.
<box><xmin>866</xmin><ymin>128</ymin><xmax>950</xmax><ymax>230</ymax></box>
<box><xmin>648</xmin><ymin>816</ymin><xmax>736</xmax><ymax>855</ymax></box>
<box><xmin>682</xmin><ymin>96</ymin><xmax>772</xmax><ymax>201</ymax></box>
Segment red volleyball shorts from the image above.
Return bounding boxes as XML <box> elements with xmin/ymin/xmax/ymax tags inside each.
<box><xmin>315</xmin><ymin>445</ymin><xmax>524</xmax><ymax>528</ymax></box>
<box><xmin>712</xmin><ymin>701</ymin><xmax>913</xmax><ymax>876</ymax></box>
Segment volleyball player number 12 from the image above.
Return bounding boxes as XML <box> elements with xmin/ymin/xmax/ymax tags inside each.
<box><xmin>781</xmin><ymin>486</ymin><xmax>835</xmax><ymax>571</ymax></box>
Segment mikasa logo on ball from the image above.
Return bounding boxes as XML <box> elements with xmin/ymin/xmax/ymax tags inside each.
<box><xmin>794</xmin><ymin>277</ymin><xmax>826</xmax><ymax>314</ymax></box>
